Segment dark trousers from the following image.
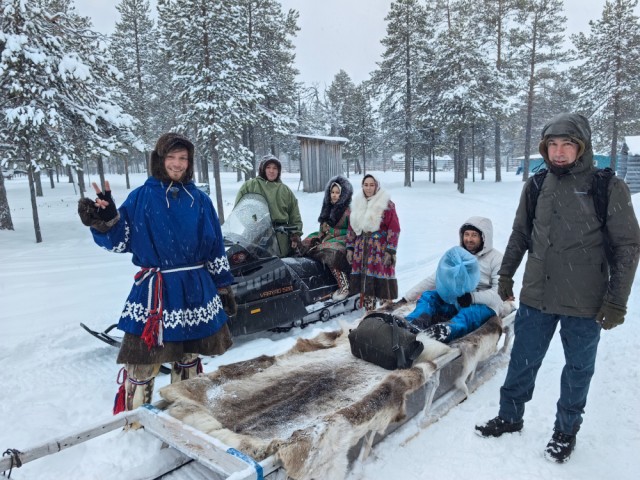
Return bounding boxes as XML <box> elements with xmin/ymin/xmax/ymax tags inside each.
<box><xmin>405</xmin><ymin>290</ymin><xmax>495</xmax><ymax>341</ymax></box>
<box><xmin>499</xmin><ymin>303</ymin><xmax>601</xmax><ymax>435</ymax></box>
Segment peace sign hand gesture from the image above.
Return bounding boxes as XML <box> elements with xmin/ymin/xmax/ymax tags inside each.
<box><xmin>92</xmin><ymin>181</ymin><xmax>118</xmax><ymax>222</ymax></box>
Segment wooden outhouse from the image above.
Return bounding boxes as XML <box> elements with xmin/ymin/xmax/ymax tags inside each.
<box><xmin>296</xmin><ymin>134</ymin><xmax>348</xmax><ymax>193</ymax></box>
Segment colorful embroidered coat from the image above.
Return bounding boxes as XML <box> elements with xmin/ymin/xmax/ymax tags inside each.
<box><xmin>346</xmin><ymin>188</ymin><xmax>400</xmax><ymax>300</ymax></box>
<box><xmin>91</xmin><ymin>177</ymin><xmax>233</xmax><ymax>342</ymax></box>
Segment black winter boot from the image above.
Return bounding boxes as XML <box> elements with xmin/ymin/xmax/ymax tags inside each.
<box><xmin>475</xmin><ymin>416</ymin><xmax>524</xmax><ymax>437</ymax></box>
<box><xmin>423</xmin><ymin>323</ymin><xmax>451</xmax><ymax>342</ymax></box>
<box><xmin>412</xmin><ymin>313</ymin><xmax>434</xmax><ymax>330</ymax></box>
<box><xmin>544</xmin><ymin>430</ymin><xmax>576</xmax><ymax>463</ymax></box>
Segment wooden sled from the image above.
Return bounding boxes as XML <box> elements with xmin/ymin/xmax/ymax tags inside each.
<box><xmin>1</xmin><ymin>311</ymin><xmax>515</xmax><ymax>480</ymax></box>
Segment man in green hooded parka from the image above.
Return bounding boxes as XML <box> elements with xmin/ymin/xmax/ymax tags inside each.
<box><xmin>235</xmin><ymin>155</ymin><xmax>303</xmax><ymax>257</ymax></box>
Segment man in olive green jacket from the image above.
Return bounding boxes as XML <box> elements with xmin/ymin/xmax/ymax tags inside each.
<box><xmin>476</xmin><ymin>113</ymin><xmax>640</xmax><ymax>464</ymax></box>
<box><xmin>235</xmin><ymin>155</ymin><xmax>303</xmax><ymax>257</ymax></box>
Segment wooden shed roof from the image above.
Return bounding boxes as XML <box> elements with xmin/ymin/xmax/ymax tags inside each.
<box><xmin>295</xmin><ymin>134</ymin><xmax>348</xmax><ymax>143</ymax></box>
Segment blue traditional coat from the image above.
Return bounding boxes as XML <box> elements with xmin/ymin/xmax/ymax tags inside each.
<box><xmin>91</xmin><ymin>177</ymin><xmax>233</xmax><ymax>343</ymax></box>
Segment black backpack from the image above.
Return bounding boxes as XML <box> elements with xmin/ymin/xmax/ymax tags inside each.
<box><xmin>348</xmin><ymin>312</ymin><xmax>424</xmax><ymax>370</ymax></box>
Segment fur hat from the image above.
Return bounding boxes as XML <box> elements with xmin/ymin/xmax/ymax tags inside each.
<box><xmin>318</xmin><ymin>175</ymin><xmax>353</xmax><ymax>227</ymax></box>
<box><xmin>150</xmin><ymin>133</ymin><xmax>195</xmax><ymax>182</ymax></box>
<box><xmin>258</xmin><ymin>154</ymin><xmax>281</xmax><ymax>181</ymax></box>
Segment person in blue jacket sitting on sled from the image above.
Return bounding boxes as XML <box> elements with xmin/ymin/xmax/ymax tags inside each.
<box><xmin>402</xmin><ymin>217</ymin><xmax>504</xmax><ymax>343</ymax></box>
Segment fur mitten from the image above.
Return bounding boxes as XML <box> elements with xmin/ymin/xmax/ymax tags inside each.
<box><xmin>78</xmin><ymin>198</ymin><xmax>120</xmax><ymax>233</ymax></box>
<box><xmin>218</xmin><ymin>287</ymin><xmax>238</xmax><ymax>317</ymax></box>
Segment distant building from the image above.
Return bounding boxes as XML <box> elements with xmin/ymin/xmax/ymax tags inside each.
<box><xmin>516</xmin><ymin>154</ymin><xmax>612</xmax><ymax>174</ymax></box>
<box><xmin>624</xmin><ymin>136</ymin><xmax>640</xmax><ymax>194</ymax></box>
<box><xmin>296</xmin><ymin>134</ymin><xmax>348</xmax><ymax>193</ymax></box>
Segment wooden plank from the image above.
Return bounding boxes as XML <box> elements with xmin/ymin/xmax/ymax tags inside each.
<box><xmin>136</xmin><ymin>405</ymin><xmax>282</xmax><ymax>480</ymax></box>
<box><xmin>0</xmin><ymin>412</ymin><xmax>139</xmax><ymax>472</ymax></box>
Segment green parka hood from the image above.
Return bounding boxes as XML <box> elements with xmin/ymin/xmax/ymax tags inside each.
<box><xmin>538</xmin><ymin>113</ymin><xmax>593</xmax><ymax>175</ymax></box>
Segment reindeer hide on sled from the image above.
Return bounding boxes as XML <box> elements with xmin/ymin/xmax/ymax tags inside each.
<box><xmin>159</xmin><ymin>326</ymin><xmax>446</xmax><ymax>480</ymax></box>
<box><xmin>158</xmin><ymin>309</ymin><xmax>512</xmax><ymax>480</ymax></box>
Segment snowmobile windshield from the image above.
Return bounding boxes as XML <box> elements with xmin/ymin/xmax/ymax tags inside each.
<box><xmin>222</xmin><ymin>193</ymin><xmax>280</xmax><ymax>258</ymax></box>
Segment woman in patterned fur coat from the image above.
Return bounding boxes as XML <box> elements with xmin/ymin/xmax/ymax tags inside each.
<box><xmin>346</xmin><ymin>174</ymin><xmax>400</xmax><ymax>311</ymax></box>
<box><xmin>78</xmin><ymin>133</ymin><xmax>235</xmax><ymax>416</ymax></box>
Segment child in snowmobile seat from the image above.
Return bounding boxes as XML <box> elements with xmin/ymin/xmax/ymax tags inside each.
<box><xmin>300</xmin><ymin>175</ymin><xmax>353</xmax><ymax>301</ymax></box>
<box><xmin>402</xmin><ymin>217</ymin><xmax>505</xmax><ymax>343</ymax></box>
<box><xmin>235</xmin><ymin>155</ymin><xmax>303</xmax><ymax>257</ymax></box>
<box><xmin>78</xmin><ymin>132</ymin><xmax>236</xmax><ymax>416</ymax></box>
<box><xmin>346</xmin><ymin>174</ymin><xmax>400</xmax><ymax>312</ymax></box>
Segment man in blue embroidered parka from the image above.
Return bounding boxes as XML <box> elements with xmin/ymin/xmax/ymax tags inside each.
<box><xmin>78</xmin><ymin>132</ymin><xmax>236</xmax><ymax>415</ymax></box>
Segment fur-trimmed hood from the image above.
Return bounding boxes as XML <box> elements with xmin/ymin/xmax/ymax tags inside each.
<box><xmin>318</xmin><ymin>175</ymin><xmax>353</xmax><ymax>227</ymax></box>
<box><xmin>258</xmin><ymin>155</ymin><xmax>282</xmax><ymax>182</ymax></box>
<box><xmin>349</xmin><ymin>186</ymin><xmax>391</xmax><ymax>235</ymax></box>
<box><xmin>150</xmin><ymin>132</ymin><xmax>195</xmax><ymax>183</ymax></box>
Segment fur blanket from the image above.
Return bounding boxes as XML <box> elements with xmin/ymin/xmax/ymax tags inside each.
<box><xmin>160</xmin><ymin>326</ymin><xmax>449</xmax><ymax>480</ymax></box>
<box><xmin>159</xmin><ymin>306</ymin><xmax>512</xmax><ymax>480</ymax></box>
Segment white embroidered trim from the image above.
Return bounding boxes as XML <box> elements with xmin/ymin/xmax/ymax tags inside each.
<box><xmin>207</xmin><ymin>255</ymin><xmax>231</xmax><ymax>275</ymax></box>
<box><xmin>109</xmin><ymin>222</ymin><xmax>130</xmax><ymax>253</ymax></box>
<box><xmin>120</xmin><ymin>295</ymin><xmax>225</xmax><ymax>330</ymax></box>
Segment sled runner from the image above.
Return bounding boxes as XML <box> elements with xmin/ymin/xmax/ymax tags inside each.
<box><xmin>7</xmin><ymin>310</ymin><xmax>515</xmax><ymax>480</ymax></box>
<box><xmin>81</xmin><ymin>193</ymin><xmax>358</xmax><ymax>347</ymax></box>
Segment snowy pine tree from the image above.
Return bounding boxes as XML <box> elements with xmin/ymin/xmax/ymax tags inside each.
<box><xmin>372</xmin><ymin>0</ymin><xmax>431</xmax><ymax>187</ymax></box>
<box><xmin>110</xmin><ymin>0</ymin><xmax>161</xmax><ymax>183</ymax></box>
<box><xmin>572</xmin><ymin>0</ymin><xmax>640</xmax><ymax>170</ymax></box>
<box><xmin>0</xmin><ymin>0</ymin><xmax>136</xmax><ymax>242</ymax></box>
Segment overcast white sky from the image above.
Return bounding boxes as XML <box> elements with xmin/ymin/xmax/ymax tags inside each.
<box><xmin>74</xmin><ymin>0</ymin><xmax>637</xmax><ymax>88</ymax></box>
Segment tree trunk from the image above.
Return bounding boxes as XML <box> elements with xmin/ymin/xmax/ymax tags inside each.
<box><xmin>67</xmin><ymin>165</ymin><xmax>74</xmax><ymax>183</ymax></box>
<box><xmin>97</xmin><ymin>157</ymin><xmax>106</xmax><ymax>192</ymax></box>
<box><xmin>124</xmin><ymin>155</ymin><xmax>131</xmax><ymax>190</ymax></box>
<box><xmin>27</xmin><ymin>163</ymin><xmax>43</xmax><ymax>243</ymax></box>
<box><xmin>404</xmin><ymin>22</ymin><xmax>412</xmax><ymax>187</ymax></box>
<box><xmin>211</xmin><ymin>134</ymin><xmax>224</xmax><ymax>223</ymax></box>
<box><xmin>458</xmin><ymin>131</ymin><xmax>465</xmax><ymax>194</ymax></box>
<box><xmin>0</xmin><ymin>171</ymin><xmax>14</xmax><ymax>230</ymax></box>
<box><xmin>77</xmin><ymin>168</ymin><xmax>86</xmax><ymax>198</ymax></box>
<box><xmin>48</xmin><ymin>168</ymin><xmax>55</xmax><ymax>189</ymax></box>
<box><xmin>495</xmin><ymin>121</ymin><xmax>502</xmax><ymax>182</ymax></box>
<box><xmin>523</xmin><ymin>18</ymin><xmax>538</xmax><ymax>182</ymax></box>
<box><xmin>35</xmin><ymin>171</ymin><xmax>43</xmax><ymax>197</ymax></box>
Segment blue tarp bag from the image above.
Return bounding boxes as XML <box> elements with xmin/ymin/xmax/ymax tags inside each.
<box><xmin>435</xmin><ymin>246</ymin><xmax>480</xmax><ymax>304</ymax></box>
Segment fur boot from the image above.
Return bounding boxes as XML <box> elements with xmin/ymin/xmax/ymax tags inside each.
<box><xmin>171</xmin><ymin>354</ymin><xmax>202</xmax><ymax>384</ymax></box>
<box><xmin>331</xmin><ymin>269</ymin><xmax>350</xmax><ymax>301</ymax></box>
<box><xmin>125</xmin><ymin>364</ymin><xmax>160</xmax><ymax>409</ymax></box>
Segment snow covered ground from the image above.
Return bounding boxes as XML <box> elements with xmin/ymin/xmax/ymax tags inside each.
<box><xmin>1</xmin><ymin>168</ymin><xmax>638</xmax><ymax>479</ymax></box>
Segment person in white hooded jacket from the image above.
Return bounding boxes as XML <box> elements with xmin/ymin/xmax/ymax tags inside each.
<box><xmin>403</xmin><ymin>216</ymin><xmax>504</xmax><ymax>342</ymax></box>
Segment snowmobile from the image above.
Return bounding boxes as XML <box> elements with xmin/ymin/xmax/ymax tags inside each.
<box><xmin>81</xmin><ymin>192</ymin><xmax>359</xmax><ymax>346</ymax></box>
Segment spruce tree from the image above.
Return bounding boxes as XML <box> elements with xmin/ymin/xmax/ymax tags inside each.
<box><xmin>0</xmin><ymin>0</ymin><xmax>135</xmax><ymax>241</ymax></box>
<box><xmin>572</xmin><ymin>0</ymin><xmax>640</xmax><ymax>170</ymax></box>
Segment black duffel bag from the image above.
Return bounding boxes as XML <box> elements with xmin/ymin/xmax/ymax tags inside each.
<box><xmin>348</xmin><ymin>312</ymin><xmax>424</xmax><ymax>370</ymax></box>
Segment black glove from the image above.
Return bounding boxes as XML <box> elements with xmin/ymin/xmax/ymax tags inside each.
<box><xmin>595</xmin><ymin>300</ymin><xmax>626</xmax><ymax>330</ymax></box>
<box><xmin>457</xmin><ymin>293</ymin><xmax>472</xmax><ymax>308</ymax></box>
<box><xmin>78</xmin><ymin>197</ymin><xmax>119</xmax><ymax>233</ymax></box>
<box><xmin>498</xmin><ymin>275</ymin><xmax>514</xmax><ymax>301</ymax></box>
<box><xmin>383</xmin><ymin>251</ymin><xmax>396</xmax><ymax>267</ymax></box>
<box><xmin>218</xmin><ymin>287</ymin><xmax>238</xmax><ymax>318</ymax></box>
<box><xmin>95</xmin><ymin>189</ymin><xmax>118</xmax><ymax>222</ymax></box>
